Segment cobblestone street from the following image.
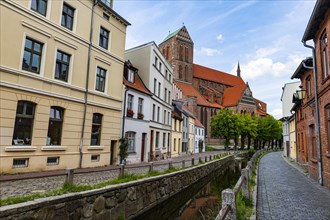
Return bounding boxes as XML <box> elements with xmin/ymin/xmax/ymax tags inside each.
<box><xmin>0</xmin><ymin>151</ymin><xmax>225</xmax><ymax>199</ymax></box>
<box><xmin>257</xmin><ymin>152</ymin><xmax>330</xmax><ymax>220</ymax></box>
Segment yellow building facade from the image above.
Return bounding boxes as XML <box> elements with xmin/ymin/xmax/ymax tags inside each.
<box><xmin>0</xmin><ymin>0</ymin><xmax>129</xmax><ymax>173</ymax></box>
<box><xmin>171</xmin><ymin>116</ymin><xmax>182</xmax><ymax>157</ymax></box>
<box><xmin>188</xmin><ymin>116</ymin><xmax>195</xmax><ymax>154</ymax></box>
<box><xmin>289</xmin><ymin>116</ymin><xmax>297</xmax><ymax>160</ymax></box>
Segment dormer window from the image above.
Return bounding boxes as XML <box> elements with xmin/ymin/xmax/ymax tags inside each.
<box><xmin>128</xmin><ymin>69</ymin><xmax>134</xmax><ymax>83</ymax></box>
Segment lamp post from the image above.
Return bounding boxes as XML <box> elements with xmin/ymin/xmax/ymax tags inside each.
<box><xmin>296</xmin><ymin>85</ymin><xmax>306</xmax><ymax>101</ymax></box>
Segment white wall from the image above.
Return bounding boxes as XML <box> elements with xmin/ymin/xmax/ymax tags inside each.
<box><xmin>281</xmin><ymin>82</ymin><xmax>300</xmax><ymax>117</ymax></box>
<box><xmin>195</xmin><ymin>126</ymin><xmax>205</xmax><ymax>153</ymax></box>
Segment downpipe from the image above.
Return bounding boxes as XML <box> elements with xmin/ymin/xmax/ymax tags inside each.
<box><xmin>302</xmin><ymin>40</ymin><xmax>323</xmax><ymax>186</ymax></box>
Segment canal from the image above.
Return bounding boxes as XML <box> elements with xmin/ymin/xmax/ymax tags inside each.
<box><xmin>134</xmin><ymin>158</ymin><xmax>246</xmax><ymax>220</ymax></box>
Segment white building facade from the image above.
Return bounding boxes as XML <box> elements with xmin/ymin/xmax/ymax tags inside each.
<box><xmin>125</xmin><ymin>42</ymin><xmax>173</xmax><ymax>161</ymax></box>
<box><xmin>194</xmin><ymin>119</ymin><xmax>205</xmax><ymax>153</ymax></box>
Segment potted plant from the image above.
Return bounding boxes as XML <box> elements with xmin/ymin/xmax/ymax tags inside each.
<box><xmin>126</xmin><ymin>109</ymin><xmax>134</xmax><ymax>117</ymax></box>
<box><xmin>137</xmin><ymin>113</ymin><xmax>144</xmax><ymax>119</ymax></box>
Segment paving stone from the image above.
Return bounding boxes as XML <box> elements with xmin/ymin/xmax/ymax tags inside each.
<box><xmin>257</xmin><ymin>152</ymin><xmax>330</xmax><ymax>220</ymax></box>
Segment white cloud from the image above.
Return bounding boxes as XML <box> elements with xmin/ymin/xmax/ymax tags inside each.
<box><xmin>255</xmin><ymin>47</ymin><xmax>281</xmax><ymax>58</ymax></box>
<box><xmin>216</xmin><ymin>34</ymin><xmax>224</xmax><ymax>41</ymax></box>
<box><xmin>198</xmin><ymin>47</ymin><xmax>222</xmax><ymax>57</ymax></box>
<box><xmin>268</xmin><ymin>108</ymin><xmax>283</xmax><ymax>119</ymax></box>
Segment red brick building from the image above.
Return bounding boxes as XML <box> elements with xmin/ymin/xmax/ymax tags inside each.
<box><xmin>291</xmin><ymin>0</ymin><xmax>330</xmax><ymax>189</ymax></box>
<box><xmin>159</xmin><ymin>26</ymin><xmax>267</xmax><ymax>143</ymax></box>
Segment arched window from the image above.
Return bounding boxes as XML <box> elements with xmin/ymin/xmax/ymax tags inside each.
<box><xmin>179</xmin><ymin>45</ymin><xmax>183</xmax><ymax>60</ymax></box>
<box><xmin>179</xmin><ymin>65</ymin><xmax>182</xmax><ymax>79</ymax></box>
<box><xmin>321</xmin><ymin>31</ymin><xmax>329</xmax><ymax>79</ymax></box>
<box><xmin>326</xmin><ymin>104</ymin><xmax>330</xmax><ymax>152</ymax></box>
<box><xmin>126</xmin><ymin>131</ymin><xmax>136</xmax><ymax>152</ymax></box>
<box><xmin>91</xmin><ymin>113</ymin><xmax>102</xmax><ymax>145</ymax></box>
<box><xmin>166</xmin><ymin>46</ymin><xmax>170</xmax><ymax>60</ymax></box>
<box><xmin>185</xmin><ymin>47</ymin><xmax>188</xmax><ymax>61</ymax></box>
<box><xmin>185</xmin><ymin>65</ymin><xmax>188</xmax><ymax>81</ymax></box>
<box><xmin>47</xmin><ymin>106</ymin><xmax>64</xmax><ymax>145</ymax></box>
<box><xmin>12</xmin><ymin>101</ymin><xmax>36</xmax><ymax>145</ymax></box>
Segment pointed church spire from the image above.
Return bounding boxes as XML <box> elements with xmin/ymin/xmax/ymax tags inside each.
<box><xmin>237</xmin><ymin>61</ymin><xmax>241</xmax><ymax>78</ymax></box>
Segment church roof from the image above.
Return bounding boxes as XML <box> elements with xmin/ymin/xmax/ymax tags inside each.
<box><xmin>195</xmin><ymin>118</ymin><xmax>205</xmax><ymax>128</ymax></box>
<box><xmin>161</xmin><ymin>26</ymin><xmax>193</xmax><ymax>44</ymax></box>
<box><xmin>162</xmin><ymin>27</ymin><xmax>182</xmax><ymax>42</ymax></box>
<box><xmin>222</xmin><ymin>84</ymin><xmax>246</xmax><ymax>107</ymax></box>
<box><xmin>193</xmin><ymin>64</ymin><xmax>245</xmax><ymax>87</ymax></box>
<box><xmin>175</xmin><ymin>80</ymin><xmax>223</xmax><ymax>109</ymax></box>
<box><xmin>254</xmin><ymin>98</ymin><xmax>268</xmax><ymax>116</ymax></box>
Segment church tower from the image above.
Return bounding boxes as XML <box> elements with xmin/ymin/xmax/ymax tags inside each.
<box><xmin>159</xmin><ymin>26</ymin><xmax>194</xmax><ymax>83</ymax></box>
<box><xmin>237</xmin><ymin>61</ymin><xmax>241</xmax><ymax>78</ymax></box>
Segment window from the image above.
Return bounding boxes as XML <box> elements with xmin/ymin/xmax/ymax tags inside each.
<box><xmin>127</xmin><ymin>94</ymin><xmax>133</xmax><ymax>110</ymax></box>
<box><xmin>159</xmin><ymin>62</ymin><xmax>162</xmax><ymax>72</ymax></box>
<box><xmin>55</xmin><ymin>51</ymin><xmax>71</xmax><ymax>82</ymax></box>
<box><xmin>168</xmin><ymin>112</ymin><xmax>170</xmax><ymax>125</ymax></box>
<box><xmin>152</xmin><ymin>104</ymin><xmax>155</xmax><ymax>120</ymax></box>
<box><xmin>168</xmin><ymin>132</ymin><xmax>170</xmax><ymax>148</ymax></box>
<box><xmin>13</xmin><ymin>158</ymin><xmax>29</xmax><ymax>168</ymax></box>
<box><xmin>91</xmin><ymin>113</ymin><xmax>102</xmax><ymax>145</ymax></box>
<box><xmin>99</xmin><ymin>27</ymin><xmax>109</xmax><ymax>49</ymax></box>
<box><xmin>22</xmin><ymin>37</ymin><xmax>43</xmax><ymax>73</ymax></box>
<box><xmin>155</xmin><ymin>57</ymin><xmax>158</xmax><ymax>66</ymax></box>
<box><xmin>179</xmin><ymin>65</ymin><xmax>182</xmax><ymax>79</ymax></box>
<box><xmin>128</xmin><ymin>69</ymin><xmax>134</xmax><ymax>83</ymax></box>
<box><xmin>185</xmin><ymin>65</ymin><xmax>188</xmax><ymax>81</ymax></box>
<box><xmin>100</xmin><ymin>0</ymin><xmax>112</xmax><ymax>8</ymax></box>
<box><xmin>185</xmin><ymin>47</ymin><xmax>189</xmax><ymax>62</ymax></box>
<box><xmin>157</xmin><ymin>107</ymin><xmax>160</xmax><ymax>122</ymax></box>
<box><xmin>169</xmin><ymin>74</ymin><xmax>172</xmax><ymax>82</ymax></box>
<box><xmin>168</xmin><ymin>91</ymin><xmax>171</xmax><ymax>103</ymax></box>
<box><xmin>154</xmin><ymin>78</ymin><xmax>157</xmax><ymax>94</ymax></box>
<box><xmin>12</xmin><ymin>101</ymin><xmax>35</xmax><ymax>146</ymax></box>
<box><xmin>103</xmin><ymin>13</ymin><xmax>110</xmax><ymax>20</ymax></box>
<box><xmin>158</xmin><ymin>82</ymin><xmax>161</xmax><ymax>97</ymax></box>
<box><xmin>164</xmin><ymin>110</ymin><xmax>166</xmax><ymax>124</ymax></box>
<box><xmin>47</xmin><ymin>157</ymin><xmax>59</xmax><ymax>166</ymax></box>
<box><xmin>179</xmin><ymin>45</ymin><xmax>183</xmax><ymax>60</ymax></box>
<box><xmin>47</xmin><ymin>107</ymin><xmax>64</xmax><ymax>145</ymax></box>
<box><xmin>165</xmin><ymin>70</ymin><xmax>168</xmax><ymax>79</ymax></box>
<box><xmin>61</xmin><ymin>3</ymin><xmax>75</xmax><ymax>30</ymax></box>
<box><xmin>326</xmin><ymin>105</ymin><xmax>330</xmax><ymax>151</ymax></box>
<box><xmin>163</xmin><ymin>133</ymin><xmax>166</xmax><ymax>149</ymax></box>
<box><xmin>165</xmin><ymin>88</ymin><xmax>167</xmax><ymax>101</ymax></box>
<box><xmin>306</xmin><ymin>76</ymin><xmax>312</xmax><ymax>97</ymax></box>
<box><xmin>126</xmin><ymin>132</ymin><xmax>136</xmax><ymax>152</ymax></box>
<box><xmin>91</xmin><ymin>154</ymin><xmax>100</xmax><ymax>162</ymax></box>
<box><xmin>31</xmin><ymin>0</ymin><xmax>47</xmax><ymax>16</ymax></box>
<box><xmin>95</xmin><ymin>67</ymin><xmax>106</xmax><ymax>92</ymax></box>
<box><xmin>310</xmin><ymin>125</ymin><xmax>317</xmax><ymax>159</ymax></box>
<box><xmin>155</xmin><ymin>132</ymin><xmax>159</xmax><ymax>148</ymax></box>
<box><xmin>321</xmin><ymin>31</ymin><xmax>329</xmax><ymax>79</ymax></box>
<box><xmin>174</xmin><ymin>139</ymin><xmax>176</xmax><ymax>151</ymax></box>
<box><xmin>138</xmin><ymin>98</ymin><xmax>143</xmax><ymax>114</ymax></box>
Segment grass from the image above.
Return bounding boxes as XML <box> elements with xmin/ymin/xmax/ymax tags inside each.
<box><xmin>236</xmin><ymin>191</ymin><xmax>253</xmax><ymax>220</ymax></box>
<box><xmin>0</xmin><ymin>155</ymin><xmax>229</xmax><ymax>207</ymax></box>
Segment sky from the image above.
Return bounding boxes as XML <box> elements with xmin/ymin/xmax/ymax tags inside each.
<box><xmin>114</xmin><ymin>0</ymin><xmax>316</xmax><ymax>119</ymax></box>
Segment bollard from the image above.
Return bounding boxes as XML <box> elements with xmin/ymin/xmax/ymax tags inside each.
<box><xmin>209</xmin><ymin>155</ymin><xmax>212</xmax><ymax>161</ymax></box>
<box><xmin>218</xmin><ymin>188</ymin><xmax>236</xmax><ymax>220</ymax></box>
<box><xmin>149</xmin><ymin>162</ymin><xmax>154</xmax><ymax>172</ymax></box>
<box><xmin>169</xmin><ymin>160</ymin><xmax>173</xmax><ymax>169</ymax></box>
<box><xmin>241</xmin><ymin>168</ymin><xmax>249</xmax><ymax>199</ymax></box>
<box><xmin>192</xmin><ymin>158</ymin><xmax>195</xmax><ymax>165</ymax></box>
<box><xmin>182</xmin><ymin>159</ymin><xmax>185</xmax><ymax>168</ymax></box>
<box><xmin>213</xmin><ymin>155</ymin><xmax>216</xmax><ymax>159</ymax></box>
<box><xmin>119</xmin><ymin>164</ymin><xmax>125</xmax><ymax>178</ymax></box>
<box><xmin>205</xmin><ymin>156</ymin><xmax>208</xmax><ymax>162</ymax></box>
<box><xmin>66</xmin><ymin>169</ymin><xmax>74</xmax><ymax>184</ymax></box>
<box><xmin>199</xmin><ymin>157</ymin><xmax>202</xmax><ymax>163</ymax></box>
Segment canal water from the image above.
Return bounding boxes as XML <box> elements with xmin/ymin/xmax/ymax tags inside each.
<box><xmin>135</xmin><ymin>158</ymin><xmax>246</xmax><ymax>220</ymax></box>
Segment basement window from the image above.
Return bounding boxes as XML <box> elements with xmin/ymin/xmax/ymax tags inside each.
<box><xmin>47</xmin><ymin>157</ymin><xmax>59</xmax><ymax>166</ymax></box>
<box><xmin>13</xmin><ymin>158</ymin><xmax>29</xmax><ymax>168</ymax></box>
<box><xmin>91</xmin><ymin>154</ymin><xmax>100</xmax><ymax>162</ymax></box>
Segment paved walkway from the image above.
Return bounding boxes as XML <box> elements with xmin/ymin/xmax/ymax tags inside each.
<box><xmin>257</xmin><ymin>152</ymin><xmax>330</xmax><ymax>220</ymax></box>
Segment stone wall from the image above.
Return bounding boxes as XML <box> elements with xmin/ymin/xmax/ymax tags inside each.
<box><xmin>0</xmin><ymin>155</ymin><xmax>234</xmax><ymax>220</ymax></box>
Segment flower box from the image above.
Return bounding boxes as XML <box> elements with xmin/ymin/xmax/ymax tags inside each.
<box><xmin>127</xmin><ymin>109</ymin><xmax>134</xmax><ymax>117</ymax></box>
<box><xmin>138</xmin><ymin>113</ymin><xmax>144</xmax><ymax>119</ymax></box>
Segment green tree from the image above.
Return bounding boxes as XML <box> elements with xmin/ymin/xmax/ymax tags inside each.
<box><xmin>119</xmin><ymin>137</ymin><xmax>128</xmax><ymax>164</ymax></box>
<box><xmin>239</xmin><ymin>113</ymin><xmax>258</xmax><ymax>150</ymax></box>
<box><xmin>210</xmin><ymin>109</ymin><xmax>240</xmax><ymax>150</ymax></box>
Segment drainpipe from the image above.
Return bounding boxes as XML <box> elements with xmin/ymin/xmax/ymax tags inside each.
<box><xmin>79</xmin><ymin>0</ymin><xmax>98</xmax><ymax>168</ymax></box>
<box><xmin>121</xmin><ymin>88</ymin><xmax>128</xmax><ymax>138</ymax></box>
<box><xmin>302</xmin><ymin>40</ymin><xmax>323</xmax><ymax>186</ymax></box>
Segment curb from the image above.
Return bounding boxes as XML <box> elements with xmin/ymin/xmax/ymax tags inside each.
<box><xmin>282</xmin><ymin>155</ymin><xmax>308</xmax><ymax>176</ymax></box>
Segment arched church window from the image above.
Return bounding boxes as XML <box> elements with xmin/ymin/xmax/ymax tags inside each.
<box><xmin>179</xmin><ymin>65</ymin><xmax>182</xmax><ymax>79</ymax></box>
<box><xmin>185</xmin><ymin>65</ymin><xmax>188</xmax><ymax>81</ymax></box>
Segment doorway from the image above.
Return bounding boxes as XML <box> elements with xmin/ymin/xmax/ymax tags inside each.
<box><xmin>141</xmin><ymin>133</ymin><xmax>146</xmax><ymax>162</ymax></box>
<box><xmin>110</xmin><ymin>140</ymin><xmax>116</xmax><ymax>165</ymax></box>
<box><xmin>150</xmin><ymin>130</ymin><xmax>154</xmax><ymax>161</ymax></box>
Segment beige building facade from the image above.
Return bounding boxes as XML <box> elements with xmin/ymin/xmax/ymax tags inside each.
<box><xmin>0</xmin><ymin>0</ymin><xmax>129</xmax><ymax>173</ymax></box>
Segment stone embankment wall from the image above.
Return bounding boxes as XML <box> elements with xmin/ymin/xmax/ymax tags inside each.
<box><xmin>0</xmin><ymin>155</ymin><xmax>234</xmax><ymax>220</ymax></box>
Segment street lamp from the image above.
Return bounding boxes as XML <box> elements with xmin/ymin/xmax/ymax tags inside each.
<box><xmin>296</xmin><ymin>85</ymin><xmax>306</xmax><ymax>100</ymax></box>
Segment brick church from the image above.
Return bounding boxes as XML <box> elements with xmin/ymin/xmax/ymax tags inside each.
<box><xmin>159</xmin><ymin>26</ymin><xmax>267</xmax><ymax>143</ymax></box>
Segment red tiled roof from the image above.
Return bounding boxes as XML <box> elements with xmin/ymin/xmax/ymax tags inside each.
<box><xmin>175</xmin><ymin>81</ymin><xmax>223</xmax><ymax>109</ymax></box>
<box><xmin>123</xmin><ymin>74</ymin><xmax>151</xmax><ymax>95</ymax></box>
<box><xmin>193</xmin><ymin>64</ymin><xmax>245</xmax><ymax>87</ymax></box>
<box><xmin>182</xmin><ymin>105</ymin><xmax>196</xmax><ymax>118</ymax></box>
<box><xmin>254</xmin><ymin>98</ymin><xmax>268</xmax><ymax>116</ymax></box>
<box><xmin>194</xmin><ymin>118</ymin><xmax>205</xmax><ymax>128</ymax></box>
<box><xmin>222</xmin><ymin>84</ymin><xmax>246</xmax><ymax>107</ymax></box>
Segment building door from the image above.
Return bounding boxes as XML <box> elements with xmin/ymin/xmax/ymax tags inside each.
<box><xmin>141</xmin><ymin>133</ymin><xmax>146</xmax><ymax>162</ymax></box>
<box><xmin>286</xmin><ymin>141</ymin><xmax>290</xmax><ymax>157</ymax></box>
<box><xmin>150</xmin><ymin>130</ymin><xmax>154</xmax><ymax>161</ymax></box>
<box><xmin>110</xmin><ymin>140</ymin><xmax>116</xmax><ymax>165</ymax></box>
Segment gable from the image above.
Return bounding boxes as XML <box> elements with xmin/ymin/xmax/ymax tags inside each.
<box><xmin>177</xmin><ymin>26</ymin><xmax>193</xmax><ymax>43</ymax></box>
